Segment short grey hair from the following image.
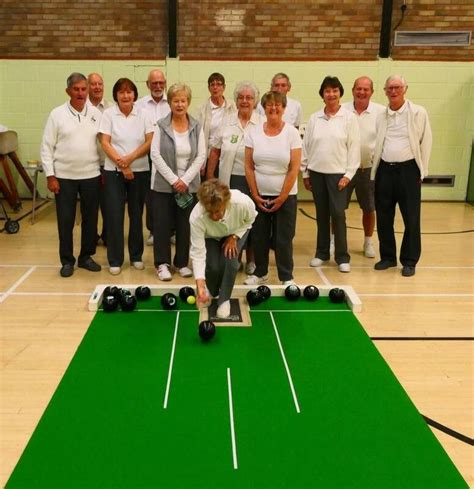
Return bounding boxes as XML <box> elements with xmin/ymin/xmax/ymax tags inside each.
<box><xmin>271</xmin><ymin>72</ymin><xmax>291</xmax><ymax>88</ymax></box>
<box><xmin>67</xmin><ymin>72</ymin><xmax>87</xmax><ymax>89</ymax></box>
<box><xmin>233</xmin><ymin>81</ymin><xmax>260</xmax><ymax>108</ymax></box>
<box><xmin>384</xmin><ymin>75</ymin><xmax>407</xmax><ymax>89</ymax></box>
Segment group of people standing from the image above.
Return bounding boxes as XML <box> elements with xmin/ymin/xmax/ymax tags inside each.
<box><xmin>41</xmin><ymin>68</ymin><xmax>431</xmax><ymax>311</ymax></box>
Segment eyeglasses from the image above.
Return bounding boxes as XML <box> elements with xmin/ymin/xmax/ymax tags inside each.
<box><xmin>209</xmin><ymin>81</ymin><xmax>224</xmax><ymax>87</ymax></box>
<box><xmin>385</xmin><ymin>86</ymin><xmax>404</xmax><ymax>91</ymax></box>
<box><xmin>237</xmin><ymin>95</ymin><xmax>254</xmax><ymax>101</ymax></box>
<box><xmin>265</xmin><ymin>103</ymin><xmax>283</xmax><ymax>108</ymax></box>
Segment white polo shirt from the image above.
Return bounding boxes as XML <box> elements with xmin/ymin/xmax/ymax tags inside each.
<box><xmin>87</xmin><ymin>98</ymin><xmax>114</xmax><ymax>113</ymax></box>
<box><xmin>381</xmin><ymin>102</ymin><xmax>415</xmax><ymax>163</ymax></box>
<box><xmin>257</xmin><ymin>97</ymin><xmax>303</xmax><ymax>127</ymax></box>
<box><xmin>99</xmin><ymin>104</ymin><xmax>154</xmax><ymax>172</ymax></box>
<box><xmin>301</xmin><ymin>107</ymin><xmax>360</xmax><ymax>180</ymax></box>
<box><xmin>342</xmin><ymin>101</ymin><xmax>385</xmax><ymax>168</ymax></box>
<box><xmin>135</xmin><ymin>94</ymin><xmax>171</xmax><ymax>126</ymax></box>
<box><xmin>245</xmin><ymin>122</ymin><xmax>302</xmax><ymax>196</ymax></box>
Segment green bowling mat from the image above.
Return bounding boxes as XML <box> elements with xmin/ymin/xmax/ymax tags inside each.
<box><xmin>6</xmin><ymin>296</ymin><xmax>468</xmax><ymax>488</ymax></box>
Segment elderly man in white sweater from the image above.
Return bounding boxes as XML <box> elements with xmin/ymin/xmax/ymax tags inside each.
<box><xmin>372</xmin><ymin>75</ymin><xmax>432</xmax><ymax>277</ymax></box>
<box><xmin>41</xmin><ymin>72</ymin><xmax>103</xmax><ymax>278</ymax></box>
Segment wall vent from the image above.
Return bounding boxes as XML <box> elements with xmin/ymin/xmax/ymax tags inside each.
<box><xmin>394</xmin><ymin>31</ymin><xmax>471</xmax><ymax>47</ymax></box>
<box><xmin>422</xmin><ymin>175</ymin><xmax>455</xmax><ymax>187</ymax></box>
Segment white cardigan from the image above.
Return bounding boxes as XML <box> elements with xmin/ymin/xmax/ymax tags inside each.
<box><xmin>371</xmin><ymin>100</ymin><xmax>432</xmax><ymax>180</ymax></box>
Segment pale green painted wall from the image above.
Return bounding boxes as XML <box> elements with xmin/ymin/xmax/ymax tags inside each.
<box><xmin>1</xmin><ymin>58</ymin><xmax>473</xmax><ymax>200</ymax></box>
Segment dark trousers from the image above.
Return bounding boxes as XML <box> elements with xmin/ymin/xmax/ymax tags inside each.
<box><xmin>374</xmin><ymin>159</ymin><xmax>421</xmax><ymax>267</ymax></box>
<box><xmin>104</xmin><ymin>170</ymin><xmax>150</xmax><ymax>267</ymax></box>
<box><xmin>99</xmin><ymin>167</ymin><xmax>107</xmax><ymax>240</ymax></box>
<box><xmin>151</xmin><ymin>191</ymin><xmax>196</xmax><ymax>268</ymax></box>
<box><xmin>309</xmin><ymin>171</ymin><xmax>350</xmax><ymax>264</ymax></box>
<box><xmin>252</xmin><ymin>194</ymin><xmax>297</xmax><ymax>281</ymax></box>
<box><xmin>55</xmin><ymin>176</ymin><xmax>100</xmax><ymax>266</ymax></box>
<box><xmin>205</xmin><ymin>230</ymin><xmax>249</xmax><ymax>305</ymax></box>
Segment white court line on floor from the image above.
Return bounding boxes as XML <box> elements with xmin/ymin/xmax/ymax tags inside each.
<box><xmin>293</xmin><ymin>265</ymin><xmax>474</xmax><ymax>270</ymax></box>
<box><xmin>360</xmin><ymin>293</ymin><xmax>474</xmax><ymax>298</ymax></box>
<box><xmin>270</xmin><ymin>311</ymin><xmax>301</xmax><ymax>414</ymax></box>
<box><xmin>254</xmin><ymin>309</ymin><xmax>351</xmax><ymax>313</ymax></box>
<box><xmin>316</xmin><ymin>267</ymin><xmax>331</xmax><ymax>285</ymax></box>
<box><xmin>227</xmin><ymin>368</ymin><xmax>238</xmax><ymax>470</ymax></box>
<box><xmin>163</xmin><ymin>312</ymin><xmax>180</xmax><ymax>409</ymax></box>
<box><xmin>0</xmin><ymin>266</ymin><xmax>37</xmax><ymax>304</ymax></box>
<box><xmin>9</xmin><ymin>292</ymin><xmax>90</xmax><ymax>296</ymax></box>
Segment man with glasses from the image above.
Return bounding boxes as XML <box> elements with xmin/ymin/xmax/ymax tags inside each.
<box><xmin>196</xmin><ymin>72</ymin><xmax>236</xmax><ymax>162</ymax></box>
<box><xmin>371</xmin><ymin>75</ymin><xmax>432</xmax><ymax>277</ymax></box>
<box><xmin>136</xmin><ymin>69</ymin><xmax>171</xmax><ymax>246</ymax></box>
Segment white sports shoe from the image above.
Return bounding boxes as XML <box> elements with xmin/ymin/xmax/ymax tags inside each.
<box><xmin>309</xmin><ymin>257</ymin><xmax>327</xmax><ymax>267</ymax></box>
<box><xmin>245</xmin><ymin>261</ymin><xmax>256</xmax><ymax>275</ymax></box>
<box><xmin>338</xmin><ymin>263</ymin><xmax>351</xmax><ymax>273</ymax></box>
<box><xmin>282</xmin><ymin>280</ymin><xmax>295</xmax><ymax>286</ymax></box>
<box><xmin>364</xmin><ymin>241</ymin><xmax>376</xmax><ymax>258</ymax></box>
<box><xmin>157</xmin><ymin>264</ymin><xmax>172</xmax><ymax>281</ymax></box>
<box><xmin>244</xmin><ymin>274</ymin><xmax>268</xmax><ymax>285</ymax></box>
<box><xmin>109</xmin><ymin>266</ymin><xmax>121</xmax><ymax>275</ymax></box>
<box><xmin>178</xmin><ymin>266</ymin><xmax>193</xmax><ymax>278</ymax></box>
<box><xmin>146</xmin><ymin>233</ymin><xmax>153</xmax><ymax>246</ymax></box>
<box><xmin>216</xmin><ymin>300</ymin><xmax>231</xmax><ymax>318</ymax></box>
<box><xmin>131</xmin><ymin>261</ymin><xmax>145</xmax><ymax>270</ymax></box>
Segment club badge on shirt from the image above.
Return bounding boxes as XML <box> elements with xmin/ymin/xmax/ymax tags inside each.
<box><xmin>230</xmin><ymin>134</ymin><xmax>239</xmax><ymax>144</ymax></box>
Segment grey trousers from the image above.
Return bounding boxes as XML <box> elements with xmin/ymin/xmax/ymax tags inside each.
<box><xmin>309</xmin><ymin>171</ymin><xmax>350</xmax><ymax>264</ymax></box>
<box><xmin>205</xmin><ymin>230</ymin><xmax>249</xmax><ymax>306</ymax></box>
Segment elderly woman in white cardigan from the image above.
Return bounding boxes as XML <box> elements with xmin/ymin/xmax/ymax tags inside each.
<box><xmin>206</xmin><ymin>80</ymin><xmax>264</xmax><ymax>274</ymax></box>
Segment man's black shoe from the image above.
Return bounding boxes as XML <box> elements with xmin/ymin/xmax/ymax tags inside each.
<box><xmin>374</xmin><ymin>260</ymin><xmax>397</xmax><ymax>271</ymax></box>
<box><xmin>401</xmin><ymin>266</ymin><xmax>416</xmax><ymax>277</ymax></box>
<box><xmin>78</xmin><ymin>258</ymin><xmax>101</xmax><ymax>272</ymax></box>
<box><xmin>60</xmin><ymin>264</ymin><xmax>74</xmax><ymax>278</ymax></box>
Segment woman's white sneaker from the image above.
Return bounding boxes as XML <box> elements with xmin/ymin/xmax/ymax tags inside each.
<box><xmin>157</xmin><ymin>264</ymin><xmax>172</xmax><ymax>281</ymax></box>
<box><xmin>178</xmin><ymin>266</ymin><xmax>193</xmax><ymax>278</ymax></box>
<box><xmin>338</xmin><ymin>263</ymin><xmax>351</xmax><ymax>273</ymax></box>
<box><xmin>109</xmin><ymin>266</ymin><xmax>121</xmax><ymax>275</ymax></box>
<box><xmin>309</xmin><ymin>257</ymin><xmax>326</xmax><ymax>267</ymax></box>
<box><xmin>131</xmin><ymin>261</ymin><xmax>145</xmax><ymax>270</ymax></box>
<box><xmin>244</xmin><ymin>274</ymin><xmax>268</xmax><ymax>285</ymax></box>
<box><xmin>245</xmin><ymin>261</ymin><xmax>256</xmax><ymax>275</ymax></box>
<box><xmin>216</xmin><ymin>300</ymin><xmax>231</xmax><ymax>318</ymax></box>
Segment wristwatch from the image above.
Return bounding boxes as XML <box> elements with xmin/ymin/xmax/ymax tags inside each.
<box><xmin>231</xmin><ymin>234</ymin><xmax>239</xmax><ymax>241</ymax></box>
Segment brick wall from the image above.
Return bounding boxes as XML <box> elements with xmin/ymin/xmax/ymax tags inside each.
<box><xmin>178</xmin><ymin>0</ymin><xmax>383</xmax><ymax>60</ymax></box>
<box><xmin>390</xmin><ymin>0</ymin><xmax>474</xmax><ymax>61</ymax></box>
<box><xmin>0</xmin><ymin>0</ymin><xmax>168</xmax><ymax>59</ymax></box>
<box><xmin>0</xmin><ymin>0</ymin><xmax>472</xmax><ymax>61</ymax></box>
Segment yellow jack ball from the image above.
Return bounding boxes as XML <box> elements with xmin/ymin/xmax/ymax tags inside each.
<box><xmin>187</xmin><ymin>295</ymin><xmax>196</xmax><ymax>305</ymax></box>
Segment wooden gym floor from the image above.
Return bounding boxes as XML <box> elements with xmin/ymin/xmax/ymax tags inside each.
<box><xmin>1</xmin><ymin>199</ymin><xmax>473</xmax><ymax>487</ymax></box>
